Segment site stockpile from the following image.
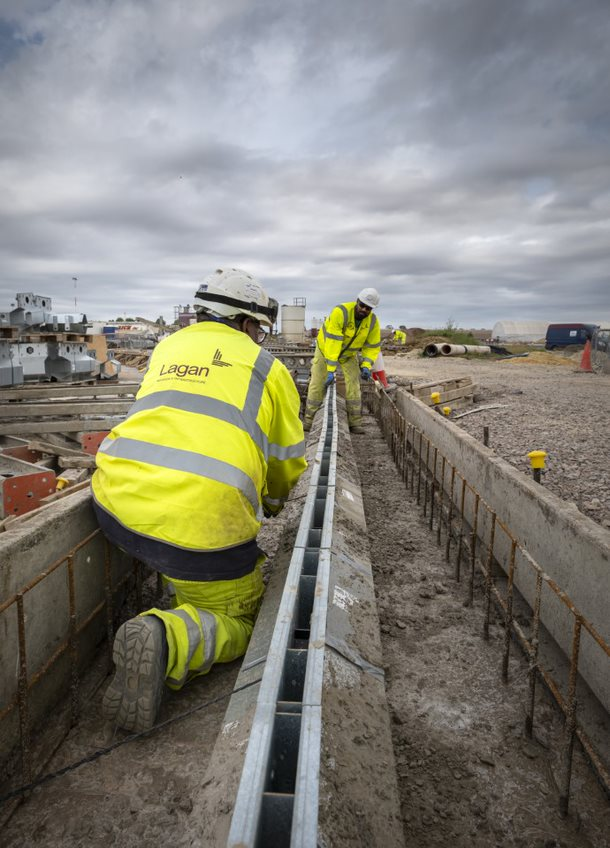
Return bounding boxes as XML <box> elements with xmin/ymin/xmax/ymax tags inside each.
<box><xmin>0</xmin><ymin>382</ymin><xmax>609</xmax><ymax>846</ymax></box>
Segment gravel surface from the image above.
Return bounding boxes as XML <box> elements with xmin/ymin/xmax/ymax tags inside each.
<box><xmin>385</xmin><ymin>352</ymin><xmax>610</xmax><ymax>531</ymax></box>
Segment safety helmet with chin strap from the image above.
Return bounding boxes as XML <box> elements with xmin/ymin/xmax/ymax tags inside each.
<box><xmin>357</xmin><ymin>287</ymin><xmax>380</xmax><ymax>309</ymax></box>
<box><xmin>194</xmin><ymin>268</ymin><xmax>278</xmax><ymax>329</ymax></box>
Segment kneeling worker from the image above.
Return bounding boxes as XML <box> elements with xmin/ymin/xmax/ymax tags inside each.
<box><xmin>92</xmin><ymin>268</ymin><xmax>307</xmax><ymax>732</ymax></box>
<box><xmin>303</xmin><ymin>288</ymin><xmax>381</xmax><ymax>434</ymax></box>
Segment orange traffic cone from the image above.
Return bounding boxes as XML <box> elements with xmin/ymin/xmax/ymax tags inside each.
<box><xmin>579</xmin><ymin>339</ymin><xmax>593</xmax><ymax>373</ymax></box>
<box><xmin>372</xmin><ymin>369</ymin><xmax>390</xmax><ymax>388</ymax></box>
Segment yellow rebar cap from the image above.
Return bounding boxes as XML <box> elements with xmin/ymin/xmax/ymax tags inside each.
<box><xmin>430</xmin><ymin>391</ymin><xmax>441</xmax><ymax>404</ymax></box>
<box><xmin>442</xmin><ymin>406</ymin><xmax>451</xmax><ymax>416</ymax></box>
<box><xmin>527</xmin><ymin>450</ymin><xmax>547</xmax><ymax>469</ymax></box>
<box><xmin>56</xmin><ymin>477</ymin><xmax>69</xmax><ymax>491</ymax></box>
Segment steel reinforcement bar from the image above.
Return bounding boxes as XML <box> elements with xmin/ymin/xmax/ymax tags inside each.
<box><xmin>364</xmin><ymin>386</ymin><xmax>610</xmax><ymax>816</ymax></box>
<box><xmin>0</xmin><ymin>536</ymin><xmax>157</xmax><ymax>791</ymax></box>
<box><xmin>228</xmin><ymin>386</ymin><xmax>338</xmax><ymax>848</ymax></box>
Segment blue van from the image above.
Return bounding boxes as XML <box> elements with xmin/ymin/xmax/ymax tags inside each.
<box><xmin>545</xmin><ymin>323</ymin><xmax>598</xmax><ymax>350</ymax></box>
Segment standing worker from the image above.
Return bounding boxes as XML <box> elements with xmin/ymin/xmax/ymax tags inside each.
<box><xmin>92</xmin><ymin>268</ymin><xmax>307</xmax><ymax>732</ymax></box>
<box><xmin>303</xmin><ymin>288</ymin><xmax>381</xmax><ymax>434</ymax></box>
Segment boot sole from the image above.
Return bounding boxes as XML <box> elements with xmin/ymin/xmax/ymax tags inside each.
<box><xmin>103</xmin><ymin>617</ymin><xmax>166</xmax><ymax>733</ymax></box>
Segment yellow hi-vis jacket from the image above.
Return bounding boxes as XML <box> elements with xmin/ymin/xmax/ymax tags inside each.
<box><xmin>393</xmin><ymin>329</ymin><xmax>406</xmax><ymax>344</ymax></box>
<box><xmin>317</xmin><ymin>302</ymin><xmax>381</xmax><ymax>373</ymax></box>
<box><xmin>92</xmin><ymin>322</ymin><xmax>306</xmax><ymax>554</ymax></box>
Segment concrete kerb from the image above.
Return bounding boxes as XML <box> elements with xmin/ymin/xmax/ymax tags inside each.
<box><xmin>196</xmin><ymin>396</ymin><xmax>405</xmax><ymax>848</ymax></box>
<box><xmin>393</xmin><ymin>390</ymin><xmax>610</xmax><ymax>715</ymax></box>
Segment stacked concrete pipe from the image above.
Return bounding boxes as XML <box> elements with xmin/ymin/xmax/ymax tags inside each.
<box><xmin>424</xmin><ymin>343</ymin><xmax>491</xmax><ymax>357</ymax></box>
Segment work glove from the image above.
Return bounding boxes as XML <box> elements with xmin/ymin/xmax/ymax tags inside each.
<box><xmin>360</xmin><ymin>367</ymin><xmax>372</xmax><ymax>381</ymax></box>
<box><xmin>325</xmin><ymin>372</ymin><xmax>335</xmax><ymax>387</ymax></box>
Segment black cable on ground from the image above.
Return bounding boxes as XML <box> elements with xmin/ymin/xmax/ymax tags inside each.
<box><xmin>0</xmin><ymin>676</ymin><xmax>262</xmax><ymax>805</ymax></box>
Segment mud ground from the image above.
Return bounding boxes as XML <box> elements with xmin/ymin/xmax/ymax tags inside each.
<box><xmin>352</xmin><ymin>415</ymin><xmax>609</xmax><ymax>848</ymax></box>
<box><xmin>0</xmin><ymin>514</ymin><xmax>297</xmax><ymax>848</ymax></box>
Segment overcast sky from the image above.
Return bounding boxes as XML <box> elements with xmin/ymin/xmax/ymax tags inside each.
<box><xmin>1</xmin><ymin>0</ymin><xmax>609</xmax><ymax>329</ymax></box>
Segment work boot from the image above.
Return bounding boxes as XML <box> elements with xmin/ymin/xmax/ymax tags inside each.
<box><xmin>349</xmin><ymin>425</ymin><xmax>366</xmax><ymax>435</ymax></box>
<box><xmin>103</xmin><ymin>615</ymin><xmax>167</xmax><ymax>733</ymax></box>
<box><xmin>302</xmin><ymin>420</ymin><xmax>312</xmax><ymax>432</ymax></box>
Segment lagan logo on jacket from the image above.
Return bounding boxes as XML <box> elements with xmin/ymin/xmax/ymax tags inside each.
<box><xmin>212</xmin><ymin>349</ymin><xmax>232</xmax><ymax>367</ymax></box>
<box><xmin>159</xmin><ymin>362</ymin><xmax>210</xmax><ymax>378</ymax></box>
<box><xmin>158</xmin><ymin>349</ymin><xmax>233</xmax><ymax>380</ymax></box>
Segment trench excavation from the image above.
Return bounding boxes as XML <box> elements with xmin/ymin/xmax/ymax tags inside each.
<box><xmin>0</xmin><ymin>385</ymin><xmax>609</xmax><ymax>847</ymax></box>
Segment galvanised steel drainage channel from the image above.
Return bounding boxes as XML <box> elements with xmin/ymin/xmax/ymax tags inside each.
<box><xmin>228</xmin><ymin>387</ymin><xmax>337</xmax><ymax>848</ymax></box>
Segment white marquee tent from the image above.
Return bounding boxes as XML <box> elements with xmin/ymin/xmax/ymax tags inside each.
<box><xmin>491</xmin><ymin>320</ymin><xmax>549</xmax><ymax>342</ymax></box>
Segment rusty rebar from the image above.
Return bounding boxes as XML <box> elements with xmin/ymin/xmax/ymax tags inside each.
<box><xmin>428</xmin><ymin>445</ymin><xmax>438</xmax><ymax>530</ymax></box>
<box><xmin>525</xmin><ymin>571</ymin><xmax>544</xmax><ymax>738</ymax></box>
<box><xmin>445</xmin><ymin>466</ymin><xmax>456</xmax><ymax>562</ymax></box>
<box><xmin>422</xmin><ymin>438</ymin><xmax>431</xmax><ymax>516</ymax></box>
<box><xmin>483</xmin><ymin>512</ymin><xmax>497</xmax><ymax>640</ymax></box>
<box><xmin>66</xmin><ymin>555</ymin><xmax>80</xmax><ymax>727</ymax></box>
<box><xmin>455</xmin><ymin>477</ymin><xmax>467</xmax><ymax>582</ymax></box>
<box><xmin>437</xmin><ymin>456</ymin><xmax>446</xmax><ymax>546</ymax></box>
<box><xmin>502</xmin><ymin>541</ymin><xmax>518</xmax><ymax>682</ymax></box>
<box><xmin>103</xmin><ymin>541</ymin><xmax>115</xmax><ymax>672</ymax></box>
<box><xmin>468</xmin><ymin>493</ymin><xmax>480</xmax><ymax>606</ymax></box>
<box><xmin>16</xmin><ymin>594</ymin><xmax>31</xmax><ymax>786</ymax></box>
<box><xmin>559</xmin><ymin>617</ymin><xmax>583</xmax><ymax>817</ymax></box>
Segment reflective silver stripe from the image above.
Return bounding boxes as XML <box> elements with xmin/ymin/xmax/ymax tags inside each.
<box><xmin>100</xmin><ymin>436</ymin><xmax>259</xmax><ymax>512</ymax></box>
<box><xmin>325</xmin><ymin>359</ymin><xmax>340</xmax><ymax>367</ymax></box>
<box><xmin>166</xmin><ymin>609</ymin><xmax>202</xmax><ymax>687</ymax></box>
<box><xmin>264</xmin><ymin>496</ymin><xmax>287</xmax><ymax>506</ymax></box>
<box><xmin>367</xmin><ymin>341</ymin><xmax>381</xmax><ymax>350</ymax></box>
<box><xmin>196</xmin><ymin>609</ymin><xmax>217</xmax><ymax>674</ymax></box>
<box><xmin>126</xmin><ymin>351</ymin><xmax>297</xmax><ymax>465</ymax></box>
<box><xmin>268</xmin><ymin>439</ymin><xmax>306</xmax><ymax>460</ymax></box>
<box><xmin>322</xmin><ymin>328</ymin><xmax>343</xmax><ymax>341</ymax></box>
<box><xmin>338</xmin><ymin>304</ymin><xmax>348</xmax><ymax>331</ymax></box>
<box><xmin>128</xmin><ymin>390</ymin><xmax>246</xmax><ymax>430</ymax></box>
<box><xmin>248</xmin><ymin>349</ymin><xmax>275</xmax><ymax>459</ymax></box>
<box><xmin>361</xmin><ymin>357</ymin><xmax>374</xmax><ymax>366</ymax></box>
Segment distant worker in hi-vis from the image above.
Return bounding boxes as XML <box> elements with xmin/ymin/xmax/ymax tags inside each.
<box><xmin>92</xmin><ymin>268</ymin><xmax>307</xmax><ymax>732</ymax></box>
<box><xmin>303</xmin><ymin>288</ymin><xmax>381</xmax><ymax>434</ymax></box>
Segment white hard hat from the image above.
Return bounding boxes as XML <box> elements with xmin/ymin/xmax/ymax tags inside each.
<box><xmin>194</xmin><ymin>268</ymin><xmax>278</xmax><ymax>329</ymax></box>
<box><xmin>357</xmin><ymin>287</ymin><xmax>380</xmax><ymax>309</ymax></box>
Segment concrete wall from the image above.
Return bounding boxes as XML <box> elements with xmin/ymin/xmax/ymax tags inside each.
<box><xmin>394</xmin><ymin>391</ymin><xmax>610</xmax><ymax>713</ymax></box>
<box><xmin>0</xmin><ymin>490</ymin><xmax>130</xmax><ymax>777</ymax></box>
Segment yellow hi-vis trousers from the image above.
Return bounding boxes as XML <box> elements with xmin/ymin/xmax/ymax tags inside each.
<box><xmin>303</xmin><ymin>347</ymin><xmax>362</xmax><ymax>429</ymax></box>
<box><xmin>142</xmin><ymin>564</ymin><xmax>264</xmax><ymax>690</ymax></box>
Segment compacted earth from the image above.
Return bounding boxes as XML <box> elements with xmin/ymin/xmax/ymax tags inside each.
<box><xmin>352</xmin><ymin>413</ymin><xmax>609</xmax><ymax>848</ymax></box>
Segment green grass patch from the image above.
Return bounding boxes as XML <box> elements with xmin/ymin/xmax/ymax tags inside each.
<box><xmin>418</xmin><ymin>328</ymin><xmax>482</xmax><ymax>345</ymax></box>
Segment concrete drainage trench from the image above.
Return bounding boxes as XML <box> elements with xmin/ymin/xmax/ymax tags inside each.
<box><xmin>354</xmin><ymin>398</ymin><xmax>609</xmax><ymax>848</ymax></box>
<box><xmin>0</xmin><ymin>388</ymin><xmax>608</xmax><ymax>847</ymax></box>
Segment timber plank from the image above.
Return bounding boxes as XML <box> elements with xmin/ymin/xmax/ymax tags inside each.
<box><xmin>0</xmin><ymin>418</ymin><xmax>124</xmax><ymax>435</ymax></box>
<box><xmin>412</xmin><ymin>376</ymin><xmax>473</xmax><ymax>396</ymax></box>
<box><xmin>0</xmin><ymin>401</ymin><xmax>132</xmax><ymax>418</ymax></box>
<box><xmin>419</xmin><ymin>384</ymin><xmax>477</xmax><ymax>405</ymax></box>
<box><xmin>0</xmin><ymin>383</ymin><xmax>139</xmax><ymax>401</ymax></box>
